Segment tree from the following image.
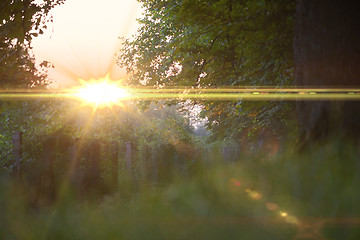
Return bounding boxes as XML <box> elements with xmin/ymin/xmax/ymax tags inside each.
<box><xmin>0</xmin><ymin>0</ymin><xmax>65</xmax><ymax>173</ymax></box>
<box><xmin>294</xmin><ymin>0</ymin><xmax>360</xmax><ymax>147</ymax></box>
<box><xmin>0</xmin><ymin>0</ymin><xmax>65</xmax><ymax>88</ymax></box>
<box><xmin>119</xmin><ymin>0</ymin><xmax>295</xmax><ymax>144</ymax></box>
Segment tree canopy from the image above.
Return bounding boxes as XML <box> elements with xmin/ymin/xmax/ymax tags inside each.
<box><xmin>0</xmin><ymin>0</ymin><xmax>65</xmax><ymax>88</ymax></box>
<box><xmin>119</xmin><ymin>0</ymin><xmax>296</xmax><ymax>143</ymax></box>
<box><xmin>120</xmin><ymin>0</ymin><xmax>294</xmax><ymax>87</ymax></box>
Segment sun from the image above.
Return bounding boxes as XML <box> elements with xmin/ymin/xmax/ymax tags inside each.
<box><xmin>73</xmin><ymin>76</ymin><xmax>130</xmax><ymax>108</ymax></box>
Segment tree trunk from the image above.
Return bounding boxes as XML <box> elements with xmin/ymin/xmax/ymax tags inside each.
<box><xmin>294</xmin><ymin>0</ymin><xmax>360</xmax><ymax>147</ymax></box>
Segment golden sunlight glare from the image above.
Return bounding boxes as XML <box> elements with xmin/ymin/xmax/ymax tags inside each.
<box><xmin>74</xmin><ymin>77</ymin><xmax>130</xmax><ymax>108</ymax></box>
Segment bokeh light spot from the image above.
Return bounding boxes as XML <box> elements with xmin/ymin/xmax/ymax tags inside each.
<box><xmin>265</xmin><ymin>202</ymin><xmax>278</xmax><ymax>211</ymax></box>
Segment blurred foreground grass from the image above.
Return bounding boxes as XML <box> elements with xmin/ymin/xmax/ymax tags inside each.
<box><xmin>1</xmin><ymin>140</ymin><xmax>360</xmax><ymax>240</ymax></box>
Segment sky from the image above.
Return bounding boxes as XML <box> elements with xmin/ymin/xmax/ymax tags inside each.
<box><xmin>32</xmin><ymin>0</ymin><xmax>143</xmax><ymax>88</ymax></box>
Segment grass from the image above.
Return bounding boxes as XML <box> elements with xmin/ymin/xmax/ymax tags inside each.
<box><xmin>1</xmin><ymin>140</ymin><xmax>360</xmax><ymax>239</ymax></box>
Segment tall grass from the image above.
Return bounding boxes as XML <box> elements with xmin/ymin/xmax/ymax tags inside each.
<box><xmin>1</xmin><ymin>141</ymin><xmax>359</xmax><ymax>239</ymax></box>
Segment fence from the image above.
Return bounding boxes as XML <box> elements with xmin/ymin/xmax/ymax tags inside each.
<box><xmin>11</xmin><ymin>132</ymin><xmax>243</xmax><ymax>194</ymax></box>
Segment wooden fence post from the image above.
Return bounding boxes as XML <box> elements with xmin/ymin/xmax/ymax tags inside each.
<box><xmin>110</xmin><ymin>141</ymin><xmax>119</xmax><ymax>189</ymax></box>
<box><xmin>12</xmin><ymin>131</ymin><xmax>22</xmax><ymax>175</ymax></box>
<box><xmin>223</xmin><ymin>147</ymin><xmax>230</xmax><ymax>162</ymax></box>
<box><xmin>222</xmin><ymin>147</ymin><xmax>240</xmax><ymax>162</ymax></box>
<box><xmin>125</xmin><ymin>142</ymin><xmax>133</xmax><ymax>172</ymax></box>
<box><xmin>90</xmin><ymin>140</ymin><xmax>100</xmax><ymax>185</ymax></box>
<box><xmin>143</xmin><ymin>145</ymin><xmax>151</xmax><ymax>179</ymax></box>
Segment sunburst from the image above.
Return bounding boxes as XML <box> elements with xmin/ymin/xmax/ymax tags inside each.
<box><xmin>73</xmin><ymin>74</ymin><xmax>130</xmax><ymax>109</ymax></box>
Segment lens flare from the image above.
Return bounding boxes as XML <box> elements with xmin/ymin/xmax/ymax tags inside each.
<box><xmin>245</xmin><ymin>189</ymin><xmax>262</xmax><ymax>200</ymax></box>
<box><xmin>265</xmin><ymin>202</ymin><xmax>278</xmax><ymax>211</ymax></box>
<box><xmin>280</xmin><ymin>212</ymin><xmax>288</xmax><ymax>217</ymax></box>
<box><xmin>0</xmin><ymin>88</ymin><xmax>359</xmax><ymax>101</ymax></box>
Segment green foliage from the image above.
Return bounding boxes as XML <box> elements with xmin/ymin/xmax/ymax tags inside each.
<box><xmin>118</xmin><ymin>0</ymin><xmax>296</xmax><ymax>143</ymax></box>
<box><xmin>0</xmin><ymin>100</ymin><xmax>70</xmax><ymax>172</ymax></box>
<box><xmin>0</xmin><ymin>0</ymin><xmax>65</xmax><ymax>43</ymax></box>
<box><xmin>0</xmin><ymin>0</ymin><xmax>64</xmax><ymax>88</ymax></box>
<box><xmin>0</xmin><ymin>0</ymin><xmax>66</xmax><ymax>169</ymax></box>
<box><xmin>120</xmin><ymin>0</ymin><xmax>294</xmax><ymax>87</ymax></box>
